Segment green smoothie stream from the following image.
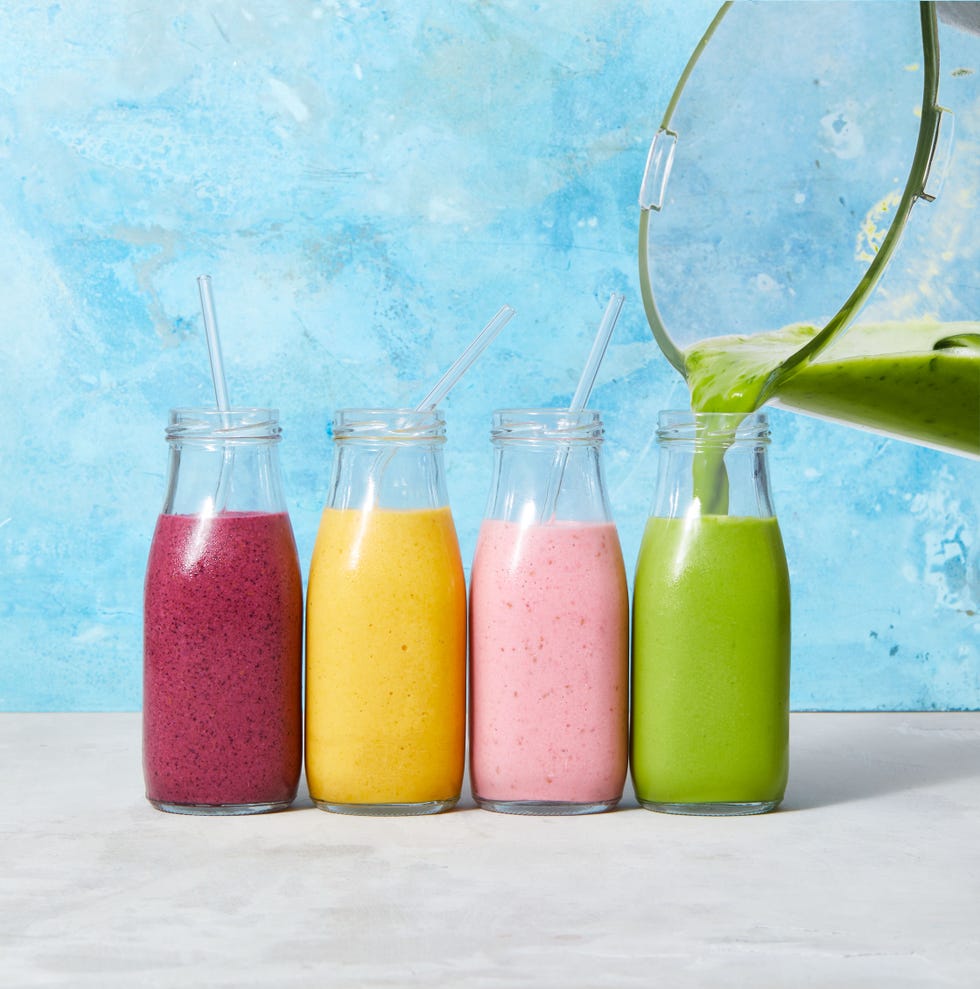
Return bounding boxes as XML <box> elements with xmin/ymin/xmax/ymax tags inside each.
<box><xmin>688</xmin><ymin>319</ymin><xmax>979</xmax><ymax>511</ymax></box>
<box><xmin>631</xmin><ymin>319</ymin><xmax>979</xmax><ymax>811</ymax></box>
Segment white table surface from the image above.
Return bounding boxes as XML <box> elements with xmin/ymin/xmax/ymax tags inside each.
<box><xmin>1</xmin><ymin>712</ymin><xmax>978</xmax><ymax>988</ymax></box>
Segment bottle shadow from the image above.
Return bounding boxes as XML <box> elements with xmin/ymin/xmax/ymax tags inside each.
<box><xmin>779</xmin><ymin>712</ymin><xmax>980</xmax><ymax>812</ymax></box>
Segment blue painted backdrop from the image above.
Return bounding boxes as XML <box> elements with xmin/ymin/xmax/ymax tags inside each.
<box><xmin>0</xmin><ymin>1</ymin><xmax>977</xmax><ymax>711</ymax></box>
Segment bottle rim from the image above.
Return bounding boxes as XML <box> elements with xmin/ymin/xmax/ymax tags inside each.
<box><xmin>490</xmin><ymin>408</ymin><xmax>604</xmax><ymax>444</ymax></box>
<box><xmin>656</xmin><ymin>409</ymin><xmax>770</xmax><ymax>444</ymax></box>
<box><xmin>165</xmin><ymin>407</ymin><xmax>281</xmax><ymax>443</ymax></box>
<box><xmin>331</xmin><ymin>408</ymin><xmax>447</xmax><ymax>442</ymax></box>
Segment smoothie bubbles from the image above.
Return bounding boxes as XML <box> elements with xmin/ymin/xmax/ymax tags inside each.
<box><xmin>305</xmin><ymin>306</ymin><xmax>515</xmax><ymax>816</ymax></box>
<box><xmin>631</xmin><ymin>412</ymin><xmax>791</xmax><ymax>816</ymax></box>
<box><xmin>142</xmin><ymin>279</ymin><xmax>303</xmax><ymax>815</ymax></box>
<box><xmin>469</xmin><ymin>295</ymin><xmax>630</xmax><ymax>814</ymax></box>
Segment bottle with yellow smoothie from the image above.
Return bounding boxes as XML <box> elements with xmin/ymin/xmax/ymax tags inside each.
<box><xmin>305</xmin><ymin>409</ymin><xmax>466</xmax><ymax>815</ymax></box>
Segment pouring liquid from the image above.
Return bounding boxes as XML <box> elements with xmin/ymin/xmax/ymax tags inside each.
<box><xmin>682</xmin><ymin>319</ymin><xmax>980</xmax><ymax>512</ymax></box>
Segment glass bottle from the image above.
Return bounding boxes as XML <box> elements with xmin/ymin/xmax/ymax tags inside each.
<box><xmin>142</xmin><ymin>408</ymin><xmax>303</xmax><ymax>815</ymax></box>
<box><xmin>469</xmin><ymin>409</ymin><xmax>629</xmax><ymax>814</ymax></box>
<box><xmin>631</xmin><ymin>410</ymin><xmax>790</xmax><ymax>816</ymax></box>
<box><xmin>305</xmin><ymin>409</ymin><xmax>466</xmax><ymax>816</ymax></box>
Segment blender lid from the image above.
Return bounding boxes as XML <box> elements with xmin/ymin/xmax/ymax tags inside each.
<box><xmin>638</xmin><ymin>1</ymin><xmax>947</xmax><ymax>374</ymax></box>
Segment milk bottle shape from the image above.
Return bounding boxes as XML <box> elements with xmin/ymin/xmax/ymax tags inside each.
<box><xmin>631</xmin><ymin>411</ymin><xmax>791</xmax><ymax>816</ymax></box>
<box><xmin>143</xmin><ymin>408</ymin><xmax>303</xmax><ymax>815</ymax></box>
<box><xmin>305</xmin><ymin>409</ymin><xmax>466</xmax><ymax>815</ymax></box>
<box><xmin>469</xmin><ymin>409</ymin><xmax>629</xmax><ymax>814</ymax></box>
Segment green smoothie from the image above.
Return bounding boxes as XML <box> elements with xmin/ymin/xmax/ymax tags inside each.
<box><xmin>631</xmin><ymin>514</ymin><xmax>790</xmax><ymax>810</ymax></box>
<box><xmin>684</xmin><ymin>319</ymin><xmax>980</xmax><ymax>457</ymax></box>
<box><xmin>773</xmin><ymin>325</ymin><xmax>979</xmax><ymax>456</ymax></box>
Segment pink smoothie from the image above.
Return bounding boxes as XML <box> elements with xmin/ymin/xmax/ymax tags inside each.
<box><xmin>469</xmin><ymin>519</ymin><xmax>629</xmax><ymax>807</ymax></box>
<box><xmin>143</xmin><ymin>511</ymin><xmax>303</xmax><ymax>809</ymax></box>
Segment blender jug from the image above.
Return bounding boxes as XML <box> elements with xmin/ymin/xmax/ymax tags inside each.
<box><xmin>638</xmin><ymin>1</ymin><xmax>979</xmax><ymax>457</ymax></box>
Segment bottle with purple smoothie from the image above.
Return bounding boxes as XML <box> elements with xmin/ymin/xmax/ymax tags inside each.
<box><xmin>143</xmin><ymin>408</ymin><xmax>303</xmax><ymax>815</ymax></box>
<box><xmin>469</xmin><ymin>409</ymin><xmax>629</xmax><ymax>815</ymax></box>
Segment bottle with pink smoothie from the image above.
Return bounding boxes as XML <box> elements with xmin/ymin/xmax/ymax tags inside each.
<box><xmin>143</xmin><ymin>408</ymin><xmax>303</xmax><ymax>815</ymax></box>
<box><xmin>469</xmin><ymin>409</ymin><xmax>629</xmax><ymax>815</ymax></box>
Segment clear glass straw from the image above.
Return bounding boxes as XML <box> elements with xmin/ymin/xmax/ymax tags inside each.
<box><xmin>570</xmin><ymin>293</ymin><xmax>625</xmax><ymax>412</ymax></box>
<box><xmin>198</xmin><ymin>274</ymin><xmax>231</xmax><ymax>413</ymax></box>
<box><xmin>416</xmin><ymin>304</ymin><xmax>516</xmax><ymax>410</ymax></box>
<box><xmin>197</xmin><ymin>274</ymin><xmax>234</xmax><ymax>513</ymax></box>
<box><xmin>363</xmin><ymin>303</ymin><xmax>517</xmax><ymax>508</ymax></box>
<box><xmin>542</xmin><ymin>292</ymin><xmax>625</xmax><ymax>520</ymax></box>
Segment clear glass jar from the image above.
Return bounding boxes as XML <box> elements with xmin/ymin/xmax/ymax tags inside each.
<box><xmin>142</xmin><ymin>408</ymin><xmax>303</xmax><ymax>815</ymax></box>
<box><xmin>305</xmin><ymin>409</ymin><xmax>466</xmax><ymax>816</ymax></box>
<box><xmin>469</xmin><ymin>409</ymin><xmax>629</xmax><ymax>814</ymax></box>
<box><xmin>631</xmin><ymin>410</ymin><xmax>790</xmax><ymax>816</ymax></box>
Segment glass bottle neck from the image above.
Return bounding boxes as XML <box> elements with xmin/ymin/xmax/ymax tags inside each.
<box><xmin>484</xmin><ymin>409</ymin><xmax>613</xmax><ymax>524</ymax></box>
<box><xmin>326</xmin><ymin>408</ymin><xmax>451</xmax><ymax>511</ymax></box>
<box><xmin>651</xmin><ymin>411</ymin><xmax>776</xmax><ymax>519</ymax></box>
<box><xmin>161</xmin><ymin>408</ymin><xmax>288</xmax><ymax>516</ymax></box>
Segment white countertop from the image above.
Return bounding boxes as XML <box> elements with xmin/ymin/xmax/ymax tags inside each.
<box><xmin>2</xmin><ymin>712</ymin><xmax>978</xmax><ymax>987</ymax></box>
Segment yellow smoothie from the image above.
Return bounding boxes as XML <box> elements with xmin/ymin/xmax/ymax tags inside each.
<box><xmin>305</xmin><ymin>506</ymin><xmax>466</xmax><ymax>809</ymax></box>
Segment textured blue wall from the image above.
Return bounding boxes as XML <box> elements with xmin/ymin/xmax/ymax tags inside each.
<box><xmin>0</xmin><ymin>2</ymin><xmax>977</xmax><ymax>711</ymax></box>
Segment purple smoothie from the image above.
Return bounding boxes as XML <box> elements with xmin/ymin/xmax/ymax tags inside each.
<box><xmin>143</xmin><ymin>511</ymin><xmax>303</xmax><ymax>810</ymax></box>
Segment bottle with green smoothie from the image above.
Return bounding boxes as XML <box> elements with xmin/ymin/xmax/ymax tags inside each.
<box><xmin>631</xmin><ymin>410</ymin><xmax>790</xmax><ymax>816</ymax></box>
